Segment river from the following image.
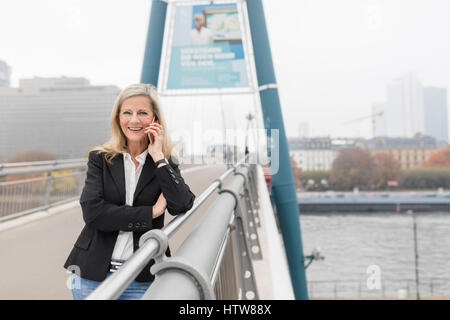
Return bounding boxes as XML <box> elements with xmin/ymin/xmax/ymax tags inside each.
<box><xmin>299</xmin><ymin>211</ymin><xmax>450</xmax><ymax>298</ymax></box>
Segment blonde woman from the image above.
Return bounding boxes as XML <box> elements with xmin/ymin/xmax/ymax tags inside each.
<box><xmin>64</xmin><ymin>84</ymin><xmax>195</xmax><ymax>300</ymax></box>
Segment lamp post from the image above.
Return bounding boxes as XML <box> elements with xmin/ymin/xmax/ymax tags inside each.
<box><xmin>407</xmin><ymin>210</ymin><xmax>420</xmax><ymax>300</ymax></box>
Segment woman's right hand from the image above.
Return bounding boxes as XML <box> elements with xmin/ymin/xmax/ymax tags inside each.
<box><xmin>152</xmin><ymin>193</ymin><xmax>167</xmax><ymax>218</ymax></box>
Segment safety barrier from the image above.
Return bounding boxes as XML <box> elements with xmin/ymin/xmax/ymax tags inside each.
<box><xmin>308</xmin><ymin>278</ymin><xmax>450</xmax><ymax>299</ymax></box>
<box><xmin>0</xmin><ymin>159</ymin><xmax>87</xmax><ymax>222</ymax></box>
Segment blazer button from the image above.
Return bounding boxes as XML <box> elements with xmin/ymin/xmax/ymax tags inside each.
<box><xmin>135</xmin><ymin>222</ymin><xmax>141</xmax><ymax>228</ymax></box>
<box><xmin>128</xmin><ymin>223</ymin><xmax>133</xmax><ymax>228</ymax></box>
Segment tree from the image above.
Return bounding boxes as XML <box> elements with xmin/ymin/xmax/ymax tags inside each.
<box><xmin>373</xmin><ymin>152</ymin><xmax>401</xmax><ymax>189</ymax></box>
<box><xmin>7</xmin><ymin>150</ymin><xmax>57</xmax><ymax>163</ymax></box>
<box><xmin>423</xmin><ymin>146</ymin><xmax>450</xmax><ymax>167</ymax></box>
<box><xmin>330</xmin><ymin>148</ymin><xmax>376</xmax><ymax>190</ymax></box>
<box><xmin>4</xmin><ymin>150</ymin><xmax>65</xmax><ymax>193</ymax></box>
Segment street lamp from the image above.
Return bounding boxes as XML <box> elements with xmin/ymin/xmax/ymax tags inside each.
<box><xmin>304</xmin><ymin>247</ymin><xmax>325</xmax><ymax>269</ymax></box>
<box><xmin>406</xmin><ymin>209</ymin><xmax>420</xmax><ymax>300</ymax></box>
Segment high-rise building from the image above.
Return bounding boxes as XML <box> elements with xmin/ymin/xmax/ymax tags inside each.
<box><xmin>0</xmin><ymin>77</ymin><xmax>121</xmax><ymax>161</ymax></box>
<box><xmin>0</xmin><ymin>60</ymin><xmax>11</xmax><ymax>87</ymax></box>
<box><xmin>423</xmin><ymin>87</ymin><xmax>448</xmax><ymax>143</ymax></box>
<box><xmin>385</xmin><ymin>72</ymin><xmax>424</xmax><ymax>137</ymax></box>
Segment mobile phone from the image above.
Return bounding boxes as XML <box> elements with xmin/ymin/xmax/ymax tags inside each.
<box><xmin>149</xmin><ymin>116</ymin><xmax>155</xmax><ymax>144</ymax></box>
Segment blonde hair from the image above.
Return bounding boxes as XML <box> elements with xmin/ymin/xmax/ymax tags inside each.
<box><xmin>89</xmin><ymin>84</ymin><xmax>174</xmax><ymax>164</ymax></box>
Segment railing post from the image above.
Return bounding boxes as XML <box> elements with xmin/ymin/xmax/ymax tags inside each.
<box><xmin>43</xmin><ymin>171</ymin><xmax>52</xmax><ymax>208</ymax></box>
<box><xmin>358</xmin><ymin>281</ymin><xmax>361</xmax><ymax>297</ymax></box>
<box><xmin>430</xmin><ymin>278</ymin><xmax>434</xmax><ymax>296</ymax></box>
<box><xmin>235</xmin><ymin>166</ymin><xmax>262</xmax><ymax>260</ymax></box>
<box><xmin>232</xmin><ymin>199</ymin><xmax>260</xmax><ymax>300</ymax></box>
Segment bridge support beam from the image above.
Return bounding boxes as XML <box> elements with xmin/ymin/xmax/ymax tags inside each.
<box><xmin>140</xmin><ymin>0</ymin><xmax>167</xmax><ymax>85</ymax></box>
<box><xmin>246</xmin><ymin>0</ymin><xmax>309</xmax><ymax>299</ymax></box>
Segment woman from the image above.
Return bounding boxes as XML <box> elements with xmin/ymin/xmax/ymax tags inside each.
<box><xmin>64</xmin><ymin>84</ymin><xmax>195</xmax><ymax>300</ymax></box>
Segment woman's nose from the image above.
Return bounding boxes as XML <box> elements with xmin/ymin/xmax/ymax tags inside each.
<box><xmin>130</xmin><ymin>113</ymin><xmax>141</xmax><ymax>122</ymax></box>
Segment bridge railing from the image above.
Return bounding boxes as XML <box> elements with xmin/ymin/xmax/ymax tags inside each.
<box><xmin>86</xmin><ymin>155</ymin><xmax>264</xmax><ymax>300</ymax></box>
<box><xmin>0</xmin><ymin>159</ymin><xmax>87</xmax><ymax>222</ymax></box>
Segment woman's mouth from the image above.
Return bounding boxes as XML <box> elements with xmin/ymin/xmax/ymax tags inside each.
<box><xmin>128</xmin><ymin>127</ymin><xmax>143</xmax><ymax>132</ymax></box>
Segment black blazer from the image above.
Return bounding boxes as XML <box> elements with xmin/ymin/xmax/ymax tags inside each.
<box><xmin>63</xmin><ymin>150</ymin><xmax>195</xmax><ymax>282</ymax></box>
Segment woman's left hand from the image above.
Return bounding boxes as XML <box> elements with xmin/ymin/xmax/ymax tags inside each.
<box><xmin>144</xmin><ymin>122</ymin><xmax>165</xmax><ymax>161</ymax></box>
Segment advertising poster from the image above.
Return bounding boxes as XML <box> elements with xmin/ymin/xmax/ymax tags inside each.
<box><xmin>166</xmin><ymin>2</ymin><xmax>249</xmax><ymax>90</ymax></box>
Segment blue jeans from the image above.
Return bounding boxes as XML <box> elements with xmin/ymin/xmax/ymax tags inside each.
<box><xmin>71</xmin><ymin>272</ymin><xmax>152</xmax><ymax>300</ymax></box>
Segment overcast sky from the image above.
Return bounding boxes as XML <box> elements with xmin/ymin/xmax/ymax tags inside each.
<box><xmin>1</xmin><ymin>0</ymin><xmax>449</xmax><ymax>139</ymax></box>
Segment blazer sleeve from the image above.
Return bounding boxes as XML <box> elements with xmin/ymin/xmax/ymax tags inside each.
<box><xmin>79</xmin><ymin>151</ymin><xmax>153</xmax><ymax>232</ymax></box>
<box><xmin>155</xmin><ymin>156</ymin><xmax>195</xmax><ymax>215</ymax></box>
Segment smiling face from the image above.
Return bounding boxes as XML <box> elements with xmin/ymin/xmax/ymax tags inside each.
<box><xmin>118</xmin><ymin>95</ymin><xmax>155</xmax><ymax>145</ymax></box>
<box><xmin>194</xmin><ymin>14</ymin><xmax>205</xmax><ymax>30</ymax></box>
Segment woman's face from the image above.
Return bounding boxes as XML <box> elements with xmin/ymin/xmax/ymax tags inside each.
<box><xmin>119</xmin><ymin>95</ymin><xmax>155</xmax><ymax>145</ymax></box>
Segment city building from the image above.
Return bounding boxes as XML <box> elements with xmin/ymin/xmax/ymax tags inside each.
<box><xmin>423</xmin><ymin>87</ymin><xmax>448</xmax><ymax>143</ymax></box>
<box><xmin>0</xmin><ymin>60</ymin><xmax>11</xmax><ymax>87</ymax></box>
<box><xmin>384</xmin><ymin>72</ymin><xmax>425</xmax><ymax>137</ymax></box>
<box><xmin>0</xmin><ymin>77</ymin><xmax>121</xmax><ymax>161</ymax></box>
<box><xmin>288</xmin><ymin>137</ymin><xmax>335</xmax><ymax>171</ymax></box>
<box><xmin>288</xmin><ymin>135</ymin><xmax>443</xmax><ymax>171</ymax></box>
<box><xmin>355</xmin><ymin>136</ymin><xmax>442</xmax><ymax>169</ymax></box>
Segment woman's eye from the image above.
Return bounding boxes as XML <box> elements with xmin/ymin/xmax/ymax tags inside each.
<box><xmin>123</xmin><ymin>111</ymin><xmax>131</xmax><ymax>115</ymax></box>
<box><xmin>139</xmin><ymin>111</ymin><xmax>148</xmax><ymax>115</ymax></box>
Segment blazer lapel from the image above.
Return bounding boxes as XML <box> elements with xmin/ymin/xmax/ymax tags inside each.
<box><xmin>133</xmin><ymin>154</ymin><xmax>157</xmax><ymax>203</ymax></box>
<box><xmin>107</xmin><ymin>154</ymin><xmax>126</xmax><ymax>204</ymax></box>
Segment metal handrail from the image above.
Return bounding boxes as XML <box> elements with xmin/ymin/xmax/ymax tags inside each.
<box><xmin>0</xmin><ymin>162</ymin><xmax>87</xmax><ymax>177</ymax></box>
<box><xmin>141</xmin><ymin>165</ymin><xmax>255</xmax><ymax>300</ymax></box>
<box><xmin>86</xmin><ymin>155</ymin><xmax>249</xmax><ymax>300</ymax></box>
<box><xmin>162</xmin><ymin>166</ymin><xmax>235</xmax><ymax>238</ymax></box>
<box><xmin>0</xmin><ymin>158</ymin><xmax>87</xmax><ymax>170</ymax></box>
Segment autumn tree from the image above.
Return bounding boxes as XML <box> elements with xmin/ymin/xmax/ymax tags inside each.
<box><xmin>329</xmin><ymin>148</ymin><xmax>376</xmax><ymax>190</ymax></box>
<box><xmin>7</xmin><ymin>150</ymin><xmax>57</xmax><ymax>163</ymax></box>
<box><xmin>373</xmin><ymin>152</ymin><xmax>401</xmax><ymax>189</ymax></box>
<box><xmin>423</xmin><ymin>146</ymin><xmax>450</xmax><ymax>167</ymax></box>
<box><xmin>4</xmin><ymin>150</ymin><xmax>63</xmax><ymax>193</ymax></box>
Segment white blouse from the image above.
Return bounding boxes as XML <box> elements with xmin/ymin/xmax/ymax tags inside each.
<box><xmin>111</xmin><ymin>149</ymin><xmax>149</xmax><ymax>261</ymax></box>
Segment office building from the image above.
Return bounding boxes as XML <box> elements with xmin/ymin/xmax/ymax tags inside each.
<box><xmin>289</xmin><ymin>137</ymin><xmax>334</xmax><ymax>171</ymax></box>
<box><xmin>385</xmin><ymin>73</ymin><xmax>424</xmax><ymax>137</ymax></box>
<box><xmin>0</xmin><ymin>60</ymin><xmax>11</xmax><ymax>87</ymax></box>
<box><xmin>423</xmin><ymin>87</ymin><xmax>448</xmax><ymax>143</ymax></box>
<box><xmin>0</xmin><ymin>77</ymin><xmax>121</xmax><ymax>161</ymax></box>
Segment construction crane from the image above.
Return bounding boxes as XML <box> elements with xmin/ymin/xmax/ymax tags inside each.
<box><xmin>341</xmin><ymin>110</ymin><xmax>384</xmax><ymax>138</ymax></box>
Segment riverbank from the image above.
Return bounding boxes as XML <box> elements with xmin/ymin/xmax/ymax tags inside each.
<box><xmin>298</xmin><ymin>191</ymin><xmax>450</xmax><ymax>213</ymax></box>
